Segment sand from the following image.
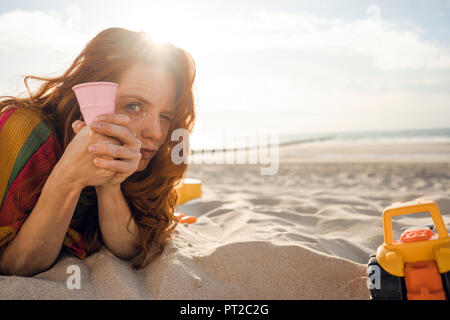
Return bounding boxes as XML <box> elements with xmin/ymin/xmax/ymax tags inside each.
<box><xmin>1</xmin><ymin>141</ymin><xmax>449</xmax><ymax>299</ymax></box>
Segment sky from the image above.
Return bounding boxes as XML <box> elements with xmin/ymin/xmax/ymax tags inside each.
<box><xmin>0</xmin><ymin>0</ymin><xmax>449</xmax><ymax>136</ymax></box>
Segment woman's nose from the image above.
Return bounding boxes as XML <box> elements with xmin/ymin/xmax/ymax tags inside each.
<box><xmin>138</xmin><ymin>114</ymin><xmax>163</xmax><ymax>141</ymax></box>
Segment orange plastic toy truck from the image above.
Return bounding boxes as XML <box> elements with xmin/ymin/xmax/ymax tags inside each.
<box><xmin>368</xmin><ymin>199</ymin><xmax>450</xmax><ymax>300</ymax></box>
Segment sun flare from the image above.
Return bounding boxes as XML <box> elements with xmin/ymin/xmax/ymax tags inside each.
<box><xmin>119</xmin><ymin>2</ymin><xmax>195</xmax><ymax>50</ymax></box>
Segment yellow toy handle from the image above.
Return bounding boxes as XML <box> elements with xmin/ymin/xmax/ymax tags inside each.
<box><xmin>382</xmin><ymin>199</ymin><xmax>449</xmax><ymax>245</ymax></box>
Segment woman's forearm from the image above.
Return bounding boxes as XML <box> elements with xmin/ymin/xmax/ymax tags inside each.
<box><xmin>0</xmin><ymin>163</ymin><xmax>83</xmax><ymax>276</ymax></box>
<box><xmin>95</xmin><ymin>185</ymin><xmax>139</xmax><ymax>259</ymax></box>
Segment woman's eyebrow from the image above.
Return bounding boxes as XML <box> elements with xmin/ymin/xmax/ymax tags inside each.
<box><xmin>119</xmin><ymin>94</ymin><xmax>152</xmax><ymax>106</ymax></box>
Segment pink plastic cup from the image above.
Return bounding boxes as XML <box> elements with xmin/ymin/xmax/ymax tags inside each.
<box><xmin>72</xmin><ymin>82</ymin><xmax>118</xmax><ymax>125</ymax></box>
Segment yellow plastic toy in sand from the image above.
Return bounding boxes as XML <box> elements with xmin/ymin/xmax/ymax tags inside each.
<box><xmin>175</xmin><ymin>178</ymin><xmax>202</xmax><ymax>205</ymax></box>
<box><xmin>377</xmin><ymin>199</ymin><xmax>450</xmax><ymax>278</ymax></box>
<box><xmin>368</xmin><ymin>199</ymin><xmax>450</xmax><ymax>300</ymax></box>
<box><xmin>174</xmin><ymin>178</ymin><xmax>202</xmax><ymax>224</ymax></box>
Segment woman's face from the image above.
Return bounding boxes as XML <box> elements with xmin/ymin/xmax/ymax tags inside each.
<box><xmin>115</xmin><ymin>63</ymin><xmax>177</xmax><ymax>172</ymax></box>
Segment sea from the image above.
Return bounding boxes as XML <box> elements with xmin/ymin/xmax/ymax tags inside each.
<box><xmin>188</xmin><ymin>127</ymin><xmax>450</xmax><ymax>152</ymax></box>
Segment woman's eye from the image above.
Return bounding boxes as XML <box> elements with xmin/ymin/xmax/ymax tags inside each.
<box><xmin>126</xmin><ymin>103</ymin><xmax>141</xmax><ymax>112</ymax></box>
<box><xmin>161</xmin><ymin>115</ymin><xmax>172</xmax><ymax>121</ymax></box>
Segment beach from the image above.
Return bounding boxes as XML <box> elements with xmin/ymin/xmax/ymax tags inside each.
<box><xmin>1</xmin><ymin>141</ymin><xmax>449</xmax><ymax>299</ymax></box>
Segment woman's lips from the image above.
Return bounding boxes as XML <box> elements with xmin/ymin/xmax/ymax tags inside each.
<box><xmin>140</xmin><ymin>148</ymin><xmax>156</xmax><ymax>158</ymax></box>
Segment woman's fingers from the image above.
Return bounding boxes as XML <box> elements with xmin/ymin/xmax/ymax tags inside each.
<box><xmin>92</xmin><ymin>157</ymin><xmax>138</xmax><ymax>173</ymax></box>
<box><xmin>86</xmin><ymin>113</ymin><xmax>142</xmax><ymax>176</ymax></box>
<box><xmin>88</xmin><ymin>143</ymin><xmax>139</xmax><ymax>160</ymax></box>
<box><xmin>94</xmin><ymin>113</ymin><xmax>130</xmax><ymax>126</ymax></box>
<box><xmin>72</xmin><ymin>120</ymin><xmax>86</xmax><ymax>134</ymax></box>
<box><xmin>89</xmin><ymin>143</ymin><xmax>141</xmax><ymax>174</ymax></box>
<box><xmin>89</xmin><ymin>113</ymin><xmax>140</xmax><ymax>148</ymax></box>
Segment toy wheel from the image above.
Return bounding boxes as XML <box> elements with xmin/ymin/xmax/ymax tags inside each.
<box><xmin>442</xmin><ymin>271</ymin><xmax>450</xmax><ymax>299</ymax></box>
<box><xmin>368</xmin><ymin>254</ymin><xmax>406</xmax><ymax>300</ymax></box>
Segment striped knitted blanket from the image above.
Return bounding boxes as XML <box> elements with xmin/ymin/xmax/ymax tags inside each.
<box><xmin>0</xmin><ymin>106</ymin><xmax>91</xmax><ymax>260</ymax></box>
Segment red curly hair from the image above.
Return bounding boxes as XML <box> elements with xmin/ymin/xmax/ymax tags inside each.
<box><xmin>0</xmin><ymin>27</ymin><xmax>196</xmax><ymax>269</ymax></box>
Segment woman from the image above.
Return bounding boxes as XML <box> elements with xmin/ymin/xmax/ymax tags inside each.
<box><xmin>0</xmin><ymin>27</ymin><xmax>196</xmax><ymax>276</ymax></box>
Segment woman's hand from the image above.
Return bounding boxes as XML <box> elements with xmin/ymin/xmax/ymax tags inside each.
<box><xmin>52</xmin><ymin>120</ymin><xmax>118</xmax><ymax>190</ymax></box>
<box><xmin>72</xmin><ymin>114</ymin><xmax>142</xmax><ymax>189</ymax></box>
